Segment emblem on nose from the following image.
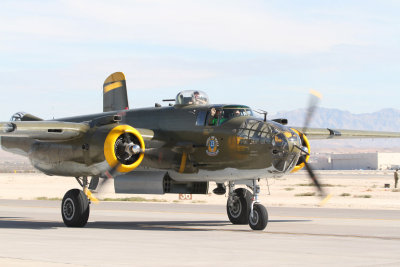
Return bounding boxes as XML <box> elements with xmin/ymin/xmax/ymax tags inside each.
<box><xmin>206</xmin><ymin>136</ymin><xmax>219</xmax><ymax>156</ymax></box>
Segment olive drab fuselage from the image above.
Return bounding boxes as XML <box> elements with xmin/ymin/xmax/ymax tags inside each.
<box><xmin>1</xmin><ymin>104</ymin><xmax>304</xmax><ymax>180</ymax></box>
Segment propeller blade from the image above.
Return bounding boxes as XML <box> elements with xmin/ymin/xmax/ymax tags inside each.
<box><xmin>301</xmin><ymin>155</ymin><xmax>324</xmax><ymax>196</ymax></box>
<box><xmin>94</xmin><ymin>169</ymin><xmax>118</xmax><ymax>200</ymax></box>
<box><xmin>84</xmin><ymin>187</ymin><xmax>99</xmax><ymax>203</ymax></box>
<box><xmin>300</xmin><ymin>148</ymin><xmax>332</xmax><ymax>206</ymax></box>
<box><xmin>302</xmin><ymin>90</ymin><xmax>322</xmax><ymax>133</ymax></box>
<box><xmin>299</xmin><ymin>90</ymin><xmax>332</xmax><ymax>205</ymax></box>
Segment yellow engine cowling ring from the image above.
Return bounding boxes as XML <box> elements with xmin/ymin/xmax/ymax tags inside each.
<box><xmin>291</xmin><ymin>128</ymin><xmax>310</xmax><ymax>173</ymax></box>
<box><xmin>104</xmin><ymin>125</ymin><xmax>145</xmax><ymax>173</ymax></box>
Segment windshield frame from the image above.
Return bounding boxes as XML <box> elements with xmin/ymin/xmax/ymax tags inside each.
<box><xmin>206</xmin><ymin>105</ymin><xmax>254</xmax><ymax>126</ymax></box>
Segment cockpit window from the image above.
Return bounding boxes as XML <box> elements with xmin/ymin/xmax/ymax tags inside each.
<box><xmin>219</xmin><ymin>106</ymin><xmax>253</xmax><ymax>125</ymax></box>
<box><xmin>175</xmin><ymin>90</ymin><xmax>209</xmax><ymax>106</ymax></box>
<box><xmin>206</xmin><ymin>106</ymin><xmax>253</xmax><ymax>126</ymax></box>
<box><xmin>207</xmin><ymin>108</ymin><xmax>222</xmax><ymax>126</ymax></box>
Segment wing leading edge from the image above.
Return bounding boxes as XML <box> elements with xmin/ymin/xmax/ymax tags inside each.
<box><xmin>0</xmin><ymin>121</ymin><xmax>90</xmax><ymax>140</ymax></box>
<box><xmin>0</xmin><ymin>121</ymin><xmax>154</xmax><ymax>141</ymax></box>
<box><xmin>294</xmin><ymin>127</ymin><xmax>400</xmax><ymax>140</ymax></box>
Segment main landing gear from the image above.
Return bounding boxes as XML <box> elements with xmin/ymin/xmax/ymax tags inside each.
<box><xmin>226</xmin><ymin>180</ymin><xmax>268</xmax><ymax>230</ymax></box>
<box><xmin>61</xmin><ymin>176</ymin><xmax>98</xmax><ymax>227</ymax></box>
<box><xmin>62</xmin><ymin>189</ymin><xmax>89</xmax><ymax>227</ymax></box>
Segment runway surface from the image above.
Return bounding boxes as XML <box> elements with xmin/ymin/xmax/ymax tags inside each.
<box><xmin>0</xmin><ymin>200</ymin><xmax>399</xmax><ymax>266</ymax></box>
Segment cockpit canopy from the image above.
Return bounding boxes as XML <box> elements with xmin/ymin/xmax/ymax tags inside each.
<box><xmin>219</xmin><ymin>105</ymin><xmax>254</xmax><ymax>120</ymax></box>
<box><xmin>175</xmin><ymin>90</ymin><xmax>209</xmax><ymax>106</ymax></box>
<box><xmin>196</xmin><ymin>105</ymin><xmax>254</xmax><ymax>127</ymax></box>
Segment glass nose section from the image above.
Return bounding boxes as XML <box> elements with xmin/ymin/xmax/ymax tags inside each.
<box><xmin>271</xmin><ymin>130</ymin><xmax>301</xmax><ymax>172</ymax></box>
<box><xmin>236</xmin><ymin>120</ymin><xmax>273</xmax><ymax>146</ymax></box>
<box><xmin>235</xmin><ymin>119</ymin><xmax>300</xmax><ymax>172</ymax></box>
<box><xmin>271</xmin><ymin>132</ymin><xmax>289</xmax><ymax>171</ymax></box>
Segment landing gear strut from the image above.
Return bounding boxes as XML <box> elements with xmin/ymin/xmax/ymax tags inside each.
<box><xmin>248</xmin><ymin>179</ymin><xmax>268</xmax><ymax>230</ymax></box>
<box><xmin>61</xmin><ymin>176</ymin><xmax>93</xmax><ymax>227</ymax></box>
<box><xmin>226</xmin><ymin>180</ymin><xmax>268</xmax><ymax>230</ymax></box>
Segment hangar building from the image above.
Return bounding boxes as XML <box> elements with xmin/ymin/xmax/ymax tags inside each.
<box><xmin>310</xmin><ymin>153</ymin><xmax>400</xmax><ymax>170</ymax></box>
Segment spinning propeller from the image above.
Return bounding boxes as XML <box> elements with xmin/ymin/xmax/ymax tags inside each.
<box><xmin>299</xmin><ymin>90</ymin><xmax>332</xmax><ymax>205</ymax></box>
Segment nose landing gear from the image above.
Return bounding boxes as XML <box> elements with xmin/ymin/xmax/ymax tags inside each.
<box><xmin>226</xmin><ymin>180</ymin><xmax>268</xmax><ymax>230</ymax></box>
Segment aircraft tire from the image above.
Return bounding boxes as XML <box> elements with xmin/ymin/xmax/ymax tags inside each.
<box><xmin>226</xmin><ymin>188</ymin><xmax>252</xmax><ymax>224</ymax></box>
<box><xmin>61</xmin><ymin>189</ymin><xmax>90</xmax><ymax>227</ymax></box>
<box><xmin>249</xmin><ymin>203</ymin><xmax>268</xmax><ymax>230</ymax></box>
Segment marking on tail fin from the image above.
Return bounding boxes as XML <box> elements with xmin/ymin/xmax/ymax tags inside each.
<box><xmin>104</xmin><ymin>72</ymin><xmax>125</xmax><ymax>84</ymax></box>
<box><xmin>104</xmin><ymin>81</ymin><xmax>124</xmax><ymax>93</ymax></box>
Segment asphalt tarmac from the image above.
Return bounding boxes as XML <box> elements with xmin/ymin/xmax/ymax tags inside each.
<box><xmin>0</xmin><ymin>200</ymin><xmax>399</xmax><ymax>266</ymax></box>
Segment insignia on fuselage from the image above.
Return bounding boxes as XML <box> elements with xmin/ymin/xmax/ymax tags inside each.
<box><xmin>206</xmin><ymin>136</ymin><xmax>219</xmax><ymax>156</ymax></box>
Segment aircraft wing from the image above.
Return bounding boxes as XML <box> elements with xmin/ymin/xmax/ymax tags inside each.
<box><xmin>0</xmin><ymin>121</ymin><xmax>90</xmax><ymax>140</ymax></box>
<box><xmin>295</xmin><ymin>127</ymin><xmax>400</xmax><ymax>140</ymax></box>
<box><xmin>0</xmin><ymin>121</ymin><xmax>155</xmax><ymax>141</ymax></box>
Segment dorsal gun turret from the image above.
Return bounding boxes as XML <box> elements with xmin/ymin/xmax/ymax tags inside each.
<box><xmin>175</xmin><ymin>90</ymin><xmax>209</xmax><ymax>106</ymax></box>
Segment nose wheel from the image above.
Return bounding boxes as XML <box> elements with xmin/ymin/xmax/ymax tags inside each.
<box><xmin>249</xmin><ymin>203</ymin><xmax>268</xmax><ymax>230</ymax></box>
<box><xmin>226</xmin><ymin>180</ymin><xmax>268</xmax><ymax>230</ymax></box>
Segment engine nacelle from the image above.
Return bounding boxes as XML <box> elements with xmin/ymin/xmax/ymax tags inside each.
<box><xmin>103</xmin><ymin>125</ymin><xmax>145</xmax><ymax>173</ymax></box>
<box><xmin>291</xmin><ymin>128</ymin><xmax>311</xmax><ymax>173</ymax></box>
<box><xmin>26</xmin><ymin>124</ymin><xmax>145</xmax><ymax>177</ymax></box>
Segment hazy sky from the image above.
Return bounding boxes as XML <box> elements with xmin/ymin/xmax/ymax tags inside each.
<box><xmin>1</xmin><ymin>0</ymin><xmax>400</xmax><ymax>121</ymax></box>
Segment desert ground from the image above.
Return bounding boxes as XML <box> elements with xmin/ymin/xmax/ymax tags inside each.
<box><xmin>0</xmin><ymin>170</ymin><xmax>399</xmax><ymax>210</ymax></box>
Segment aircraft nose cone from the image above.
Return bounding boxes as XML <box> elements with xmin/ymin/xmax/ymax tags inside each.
<box><xmin>271</xmin><ymin>132</ymin><xmax>289</xmax><ymax>171</ymax></box>
<box><xmin>271</xmin><ymin>129</ymin><xmax>301</xmax><ymax>172</ymax></box>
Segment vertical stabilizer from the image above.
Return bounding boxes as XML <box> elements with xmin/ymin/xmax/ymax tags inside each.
<box><xmin>103</xmin><ymin>72</ymin><xmax>129</xmax><ymax>112</ymax></box>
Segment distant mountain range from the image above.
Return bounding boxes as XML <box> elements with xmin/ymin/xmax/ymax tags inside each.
<box><xmin>270</xmin><ymin>107</ymin><xmax>400</xmax><ymax>151</ymax></box>
<box><xmin>271</xmin><ymin>107</ymin><xmax>400</xmax><ymax>131</ymax></box>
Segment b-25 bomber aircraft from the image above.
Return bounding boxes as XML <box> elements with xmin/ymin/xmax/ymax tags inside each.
<box><xmin>1</xmin><ymin>72</ymin><xmax>400</xmax><ymax>230</ymax></box>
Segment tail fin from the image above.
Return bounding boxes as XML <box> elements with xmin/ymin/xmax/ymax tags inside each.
<box><xmin>103</xmin><ymin>72</ymin><xmax>129</xmax><ymax>112</ymax></box>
